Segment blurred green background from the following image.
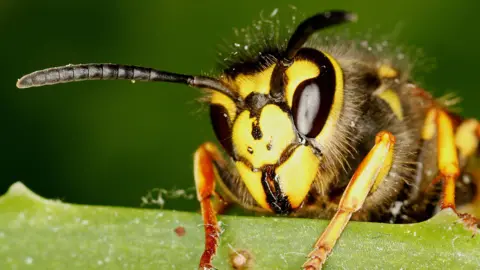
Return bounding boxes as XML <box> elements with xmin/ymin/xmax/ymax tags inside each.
<box><xmin>1</xmin><ymin>0</ymin><xmax>479</xmax><ymax>211</ymax></box>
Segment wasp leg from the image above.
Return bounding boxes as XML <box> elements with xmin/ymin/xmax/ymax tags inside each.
<box><xmin>423</xmin><ymin>109</ymin><xmax>479</xmax><ymax>230</ymax></box>
<box><xmin>194</xmin><ymin>142</ymin><xmax>231</xmax><ymax>269</ymax></box>
<box><xmin>455</xmin><ymin>119</ymin><xmax>480</xmax><ymax>227</ymax></box>
<box><xmin>303</xmin><ymin>131</ymin><xmax>396</xmax><ymax>270</ymax></box>
<box><xmin>436</xmin><ymin>109</ymin><xmax>460</xmax><ymax>209</ymax></box>
<box><xmin>422</xmin><ymin>108</ymin><xmax>460</xmax><ymax>209</ymax></box>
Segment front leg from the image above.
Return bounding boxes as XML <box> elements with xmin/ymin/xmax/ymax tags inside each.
<box><xmin>303</xmin><ymin>131</ymin><xmax>396</xmax><ymax>270</ymax></box>
<box><xmin>194</xmin><ymin>142</ymin><xmax>231</xmax><ymax>269</ymax></box>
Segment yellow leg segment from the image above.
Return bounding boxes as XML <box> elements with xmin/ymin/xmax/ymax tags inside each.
<box><xmin>303</xmin><ymin>131</ymin><xmax>396</xmax><ymax>270</ymax></box>
<box><xmin>193</xmin><ymin>142</ymin><xmax>230</xmax><ymax>269</ymax></box>
<box><xmin>436</xmin><ymin>109</ymin><xmax>460</xmax><ymax>209</ymax></box>
<box><xmin>423</xmin><ymin>108</ymin><xmax>479</xmax><ymax>233</ymax></box>
<box><xmin>422</xmin><ymin>108</ymin><xmax>460</xmax><ymax>209</ymax></box>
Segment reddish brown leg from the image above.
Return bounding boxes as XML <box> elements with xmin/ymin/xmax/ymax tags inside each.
<box><xmin>303</xmin><ymin>131</ymin><xmax>396</xmax><ymax>270</ymax></box>
<box><xmin>194</xmin><ymin>142</ymin><xmax>230</xmax><ymax>269</ymax></box>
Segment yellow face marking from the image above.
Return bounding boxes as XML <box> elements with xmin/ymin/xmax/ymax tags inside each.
<box><xmin>235</xmin><ymin>161</ymin><xmax>270</xmax><ymax>211</ymax></box>
<box><xmin>314</xmin><ymin>52</ymin><xmax>344</xmax><ymax>143</ymax></box>
<box><xmin>376</xmin><ymin>89</ymin><xmax>404</xmax><ymax>121</ymax></box>
<box><xmin>275</xmin><ymin>146</ymin><xmax>320</xmax><ymax>208</ymax></box>
<box><xmin>232</xmin><ymin>104</ymin><xmax>295</xmax><ymax>168</ymax></box>
<box><xmin>378</xmin><ymin>64</ymin><xmax>398</xmax><ymax>79</ymax></box>
<box><xmin>285</xmin><ymin>60</ymin><xmax>320</xmax><ymax>107</ymax></box>
<box><xmin>225</xmin><ymin>52</ymin><xmax>344</xmax><ymax>211</ymax></box>
<box><xmin>455</xmin><ymin>119</ymin><xmax>479</xmax><ymax>158</ymax></box>
<box><xmin>210</xmin><ymin>92</ymin><xmax>236</xmax><ymax>121</ymax></box>
<box><xmin>232</xmin><ymin>66</ymin><xmax>275</xmax><ymax>99</ymax></box>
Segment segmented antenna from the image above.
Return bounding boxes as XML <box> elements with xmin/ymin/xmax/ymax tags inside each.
<box><xmin>16</xmin><ymin>63</ymin><xmax>236</xmax><ymax>100</ymax></box>
<box><xmin>284</xmin><ymin>11</ymin><xmax>357</xmax><ymax>61</ymax></box>
<box><xmin>270</xmin><ymin>10</ymin><xmax>357</xmax><ymax>98</ymax></box>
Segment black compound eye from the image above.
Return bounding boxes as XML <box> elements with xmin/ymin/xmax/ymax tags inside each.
<box><xmin>210</xmin><ymin>104</ymin><xmax>235</xmax><ymax>157</ymax></box>
<box><xmin>291</xmin><ymin>77</ymin><xmax>334</xmax><ymax>138</ymax></box>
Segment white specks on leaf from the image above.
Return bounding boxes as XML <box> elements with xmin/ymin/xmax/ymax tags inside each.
<box><xmin>132</xmin><ymin>218</ymin><xmax>140</xmax><ymax>225</ymax></box>
<box><xmin>141</xmin><ymin>188</ymin><xmax>194</xmax><ymax>209</ymax></box>
<box><xmin>17</xmin><ymin>212</ymin><xmax>26</xmax><ymax>220</ymax></box>
<box><xmin>24</xmin><ymin>256</ymin><xmax>33</xmax><ymax>265</ymax></box>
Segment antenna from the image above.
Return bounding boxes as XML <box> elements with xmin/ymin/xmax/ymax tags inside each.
<box><xmin>16</xmin><ymin>63</ymin><xmax>237</xmax><ymax>100</ymax></box>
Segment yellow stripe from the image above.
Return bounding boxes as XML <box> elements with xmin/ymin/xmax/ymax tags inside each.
<box><xmin>455</xmin><ymin>119</ymin><xmax>479</xmax><ymax>159</ymax></box>
<box><xmin>422</xmin><ymin>108</ymin><xmax>437</xmax><ymax>140</ymax></box>
<box><xmin>376</xmin><ymin>89</ymin><xmax>404</xmax><ymax>121</ymax></box>
<box><xmin>377</xmin><ymin>64</ymin><xmax>398</xmax><ymax>79</ymax></box>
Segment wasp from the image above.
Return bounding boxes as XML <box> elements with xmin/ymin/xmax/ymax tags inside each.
<box><xmin>16</xmin><ymin>10</ymin><xmax>479</xmax><ymax>269</ymax></box>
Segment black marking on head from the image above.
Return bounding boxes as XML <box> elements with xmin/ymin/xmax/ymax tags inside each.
<box><xmin>261</xmin><ymin>166</ymin><xmax>292</xmax><ymax>214</ymax></box>
<box><xmin>245</xmin><ymin>92</ymin><xmax>270</xmax><ymax>114</ymax></box>
<box><xmin>251</xmin><ymin>121</ymin><xmax>263</xmax><ymax>140</ymax></box>
<box><xmin>266</xmin><ymin>142</ymin><xmax>272</xmax><ymax>151</ymax></box>
<box><xmin>222</xmin><ymin>48</ymin><xmax>283</xmax><ymax>78</ymax></box>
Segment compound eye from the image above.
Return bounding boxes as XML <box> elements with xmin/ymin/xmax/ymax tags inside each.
<box><xmin>210</xmin><ymin>104</ymin><xmax>235</xmax><ymax>157</ymax></box>
<box><xmin>292</xmin><ymin>78</ymin><xmax>333</xmax><ymax>138</ymax></box>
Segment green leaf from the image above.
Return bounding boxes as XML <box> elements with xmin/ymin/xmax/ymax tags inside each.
<box><xmin>0</xmin><ymin>182</ymin><xmax>478</xmax><ymax>269</ymax></box>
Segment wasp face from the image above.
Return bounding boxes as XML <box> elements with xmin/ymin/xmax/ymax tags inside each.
<box><xmin>210</xmin><ymin>48</ymin><xmax>344</xmax><ymax>214</ymax></box>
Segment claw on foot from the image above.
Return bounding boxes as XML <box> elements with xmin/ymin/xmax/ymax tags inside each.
<box><xmin>457</xmin><ymin>212</ymin><xmax>479</xmax><ymax>236</ymax></box>
<box><xmin>303</xmin><ymin>247</ymin><xmax>329</xmax><ymax>270</ymax></box>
